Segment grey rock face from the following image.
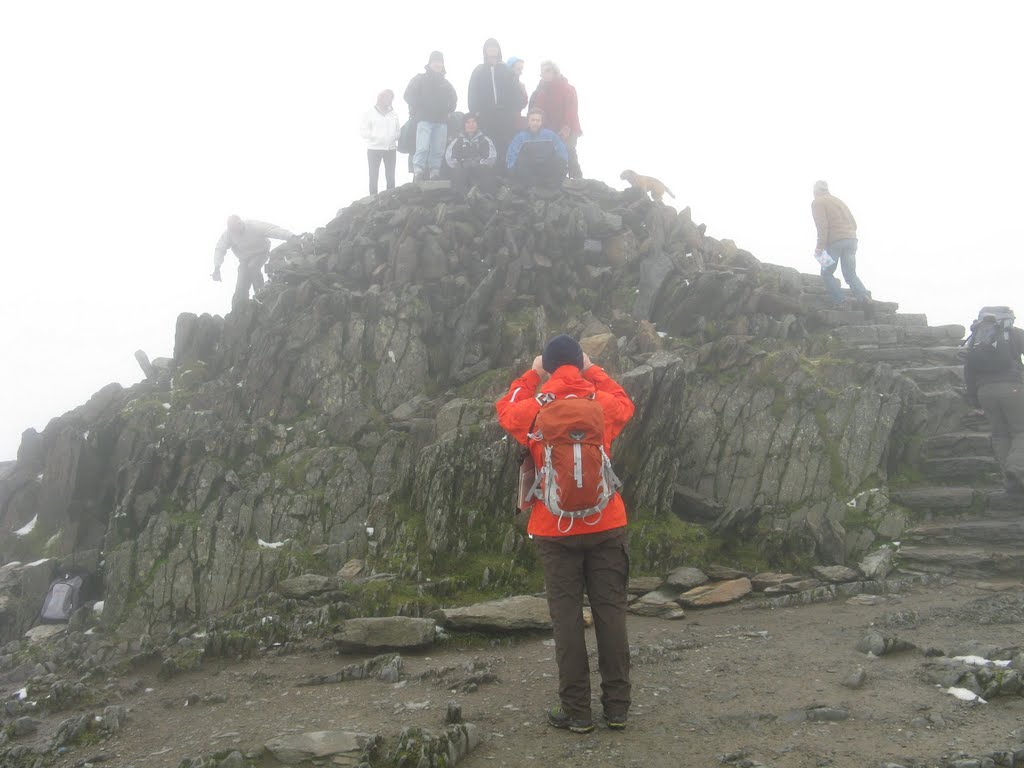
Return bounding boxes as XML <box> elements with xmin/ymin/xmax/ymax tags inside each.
<box><xmin>0</xmin><ymin>181</ymin><xmax>954</xmax><ymax>634</ymax></box>
<box><xmin>277</xmin><ymin>573</ymin><xmax>333</xmax><ymax>599</ymax></box>
<box><xmin>859</xmin><ymin>547</ymin><xmax>896</xmax><ymax>580</ymax></box>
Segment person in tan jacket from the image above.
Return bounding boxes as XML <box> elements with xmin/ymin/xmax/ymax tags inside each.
<box><xmin>811</xmin><ymin>180</ymin><xmax>870</xmax><ymax>306</ymax></box>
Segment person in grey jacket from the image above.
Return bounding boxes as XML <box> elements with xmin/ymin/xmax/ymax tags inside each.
<box><xmin>213</xmin><ymin>215</ymin><xmax>294</xmax><ymax>309</ymax></box>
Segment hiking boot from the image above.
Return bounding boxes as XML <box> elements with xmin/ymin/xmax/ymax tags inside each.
<box><xmin>604</xmin><ymin>711</ymin><xmax>627</xmax><ymax>731</ymax></box>
<box><xmin>429</xmin><ymin>170</ymin><xmax>441</xmax><ymax>181</ymax></box>
<box><xmin>547</xmin><ymin>705</ymin><xmax>594</xmax><ymax>734</ymax></box>
<box><xmin>413</xmin><ymin>169</ymin><xmax>426</xmax><ymax>182</ymax></box>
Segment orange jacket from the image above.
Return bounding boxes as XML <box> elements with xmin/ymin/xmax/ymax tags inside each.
<box><xmin>495</xmin><ymin>364</ymin><xmax>634</xmax><ymax>537</ymax></box>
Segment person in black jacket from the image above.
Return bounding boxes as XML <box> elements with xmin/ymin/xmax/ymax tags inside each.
<box><xmin>445</xmin><ymin>113</ymin><xmax>498</xmax><ymax>196</ymax></box>
<box><xmin>404</xmin><ymin>51</ymin><xmax>458</xmax><ymax>181</ymax></box>
<box><xmin>468</xmin><ymin>38</ymin><xmax>525</xmax><ymax>174</ymax></box>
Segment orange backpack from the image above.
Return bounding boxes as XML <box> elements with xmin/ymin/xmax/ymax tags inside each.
<box><xmin>525</xmin><ymin>393</ymin><xmax>622</xmax><ymax>533</ymax></box>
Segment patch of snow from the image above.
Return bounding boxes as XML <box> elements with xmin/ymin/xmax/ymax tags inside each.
<box><xmin>388</xmin><ymin>350</ymin><xmax>396</xmax><ymax>363</ymax></box>
<box><xmin>257</xmin><ymin>538</ymin><xmax>288</xmax><ymax>549</ymax></box>
<box><xmin>953</xmin><ymin>655</ymin><xmax>1011</xmax><ymax>668</ymax></box>
<box><xmin>84</xmin><ymin>628</ymin><xmax>95</xmax><ymax>635</ymax></box>
<box><xmin>15</xmin><ymin>688</ymin><xmax>27</xmax><ymax>700</ymax></box>
<box><xmin>366</xmin><ymin>526</ymin><xmax>375</xmax><ymax>537</ymax></box>
<box><xmin>14</xmin><ymin>515</ymin><xmax>38</xmax><ymax>537</ymax></box>
<box><xmin>36</xmin><ymin>473</ymin><xmax>44</xmax><ymax>481</ymax></box>
<box><xmin>846</xmin><ymin>488</ymin><xmax>882</xmax><ymax>508</ymax></box>
<box><xmin>657</xmin><ymin>332</ymin><xmax>667</xmax><ymax>338</ymax></box>
<box><xmin>946</xmin><ymin>686</ymin><xmax>987</xmax><ymax>703</ymax></box>
<box><xmin>26</xmin><ymin>558</ymin><xmax>50</xmax><ymax>567</ymax></box>
<box><xmin>93</xmin><ymin>601</ymin><xmax>104</xmax><ymax>615</ymax></box>
<box><xmin>83</xmin><ymin>430</ymin><xmax>90</xmax><ymax>439</ymax></box>
<box><xmin>161</xmin><ymin>403</ymin><xmax>171</xmax><ymax>410</ymax></box>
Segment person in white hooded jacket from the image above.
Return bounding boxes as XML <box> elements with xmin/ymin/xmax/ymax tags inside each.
<box><xmin>361</xmin><ymin>89</ymin><xmax>401</xmax><ymax>194</ymax></box>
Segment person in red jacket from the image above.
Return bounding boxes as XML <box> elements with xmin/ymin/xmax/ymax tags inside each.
<box><xmin>529</xmin><ymin>61</ymin><xmax>583</xmax><ymax>179</ymax></box>
<box><xmin>495</xmin><ymin>334</ymin><xmax>635</xmax><ymax>734</ymax></box>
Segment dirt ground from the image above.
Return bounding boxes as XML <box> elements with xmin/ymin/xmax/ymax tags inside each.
<box><xmin>25</xmin><ymin>578</ymin><xmax>1024</xmax><ymax>768</ymax></box>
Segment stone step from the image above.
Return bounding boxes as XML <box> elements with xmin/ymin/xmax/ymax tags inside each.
<box><xmin>890</xmin><ymin>486</ymin><xmax>979</xmax><ymax>512</ymax></box>
<box><xmin>901</xmin><ymin>365</ymin><xmax>964</xmax><ymax>392</ymax></box>
<box><xmin>890</xmin><ymin>486</ymin><xmax>1021</xmax><ymax>518</ymax></box>
<box><xmin>897</xmin><ymin>544</ymin><xmax>1024</xmax><ymax>577</ymax></box>
<box><xmin>811</xmin><ymin>309</ymin><xmax>867</xmax><ymax>328</ymax></box>
<box><xmin>922</xmin><ymin>456</ymin><xmax>1001</xmax><ymax>482</ymax></box>
<box><xmin>924</xmin><ymin>432</ymin><xmax>991</xmax><ymax>459</ymax></box>
<box><xmin>904</xmin><ymin>519</ymin><xmax>1024</xmax><ymax>547</ymax></box>
<box><xmin>839</xmin><ymin>345</ymin><xmax>965</xmax><ymax>367</ymax></box>
<box><xmin>832</xmin><ymin>324</ymin><xmax>965</xmax><ymax>349</ymax></box>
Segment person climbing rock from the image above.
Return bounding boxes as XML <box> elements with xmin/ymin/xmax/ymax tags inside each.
<box><xmin>212</xmin><ymin>215</ymin><xmax>294</xmax><ymax>309</ymax></box>
<box><xmin>811</xmin><ymin>180</ymin><xmax>870</xmax><ymax>306</ymax></box>
<box><xmin>964</xmin><ymin>306</ymin><xmax>1024</xmax><ymax>494</ymax></box>
<box><xmin>495</xmin><ymin>335</ymin><xmax>635</xmax><ymax>734</ymax></box>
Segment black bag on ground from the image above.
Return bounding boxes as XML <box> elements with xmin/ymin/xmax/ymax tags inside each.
<box><xmin>39</xmin><ymin>572</ymin><xmax>86</xmax><ymax>623</ymax></box>
<box><xmin>966</xmin><ymin>306</ymin><xmax>1017</xmax><ymax>373</ymax></box>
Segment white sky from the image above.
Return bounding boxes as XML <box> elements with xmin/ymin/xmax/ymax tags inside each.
<box><xmin>1</xmin><ymin>1</ymin><xmax>1022</xmax><ymax>461</ymax></box>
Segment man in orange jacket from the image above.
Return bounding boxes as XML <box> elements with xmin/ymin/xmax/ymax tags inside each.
<box><xmin>495</xmin><ymin>334</ymin><xmax>635</xmax><ymax>734</ymax></box>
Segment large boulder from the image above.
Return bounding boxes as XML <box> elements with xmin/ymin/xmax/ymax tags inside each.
<box><xmin>335</xmin><ymin>617</ymin><xmax>436</xmax><ymax>652</ymax></box>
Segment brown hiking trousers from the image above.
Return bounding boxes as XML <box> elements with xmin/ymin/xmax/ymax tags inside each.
<box><xmin>533</xmin><ymin>527</ymin><xmax>631</xmax><ymax>720</ymax></box>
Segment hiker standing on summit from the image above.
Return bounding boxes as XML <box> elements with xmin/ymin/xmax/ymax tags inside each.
<box><xmin>811</xmin><ymin>180</ymin><xmax>870</xmax><ymax>306</ymax></box>
<box><xmin>404</xmin><ymin>51</ymin><xmax>458</xmax><ymax>181</ymax></box>
<box><xmin>360</xmin><ymin>89</ymin><xmax>401</xmax><ymax>195</ymax></box>
<box><xmin>468</xmin><ymin>38</ymin><xmax>525</xmax><ymax>173</ymax></box>
<box><xmin>496</xmin><ymin>335</ymin><xmax>635</xmax><ymax>734</ymax></box>
<box><xmin>212</xmin><ymin>215</ymin><xmax>294</xmax><ymax>310</ymax></box>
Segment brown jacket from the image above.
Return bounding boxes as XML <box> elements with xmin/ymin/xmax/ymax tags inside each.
<box><xmin>811</xmin><ymin>193</ymin><xmax>857</xmax><ymax>253</ymax></box>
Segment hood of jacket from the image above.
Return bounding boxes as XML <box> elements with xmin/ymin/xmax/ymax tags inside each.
<box><xmin>423</xmin><ymin>63</ymin><xmax>447</xmax><ymax>76</ymax></box>
<box><xmin>482</xmin><ymin>37</ymin><xmax>503</xmax><ymax>62</ymax></box>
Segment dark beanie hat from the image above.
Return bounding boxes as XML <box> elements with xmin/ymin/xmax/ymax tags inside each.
<box><xmin>542</xmin><ymin>334</ymin><xmax>584</xmax><ymax>373</ymax></box>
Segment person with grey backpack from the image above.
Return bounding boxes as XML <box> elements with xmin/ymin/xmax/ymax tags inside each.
<box><xmin>964</xmin><ymin>306</ymin><xmax>1024</xmax><ymax>494</ymax></box>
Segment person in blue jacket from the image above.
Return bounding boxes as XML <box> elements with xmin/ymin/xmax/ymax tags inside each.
<box><xmin>506</xmin><ymin>108</ymin><xmax>568</xmax><ymax>189</ymax></box>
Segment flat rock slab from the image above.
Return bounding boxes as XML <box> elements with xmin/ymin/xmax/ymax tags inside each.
<box><xmin>335</xmin><ymin>617</ymin><xmax>436</xmax><ymax>652</ymax></box>
<box><xmin>812</xmin><ymin>566</ymin><xmax>859</xmax><ymax>583</ymax></box>
<box><xmin>24</xmin><ymin>625</ymin><xmax>66</xmax><ymax>643</ymax></box>
<box><xmin>278</xmin><ymin>573</ymin><xmax>333</xmax><ymax>599</ymax></box>
<box><xmin>265</xmin><ymin>730</ymin><xmax>377</xmax><ymax>764</ymax></box>
<box><xmin>629</xmin><ymin>588</ymin><xmax>686</xmax><ymax>619</ymax></box>
<box><xmin>679</xmin><ymin>578</ymin><xmax>752</xmax><ymax>607</ymax></box>
<box><xmin>705</xmin><ymin>565</ymin><xmax>749</xmax><ymax>580</ymax></box>
<box><xmin>751</xmin><ymin>572</ymin><xmax>799</xmax><ymax>591</ymax></box>
<box><xmin>664</xmin><ymin>566</ymin><xmax>709</xmax><ymax>591</ymax></box>
<box><xmin>431</xmin><ymin>595</ymin><xmax>552</xmax><ymax>632</ymax></box>
<box><xmin>628</xmin><ymin>576</ymin><xmax>663</xmax><ymax>595</ymax></box>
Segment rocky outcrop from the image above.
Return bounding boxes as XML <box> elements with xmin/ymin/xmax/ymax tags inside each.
<box><xmin>0</xmin><ymin>180</ymin><xmax>975</xmax><ymax>639</ymax></box>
